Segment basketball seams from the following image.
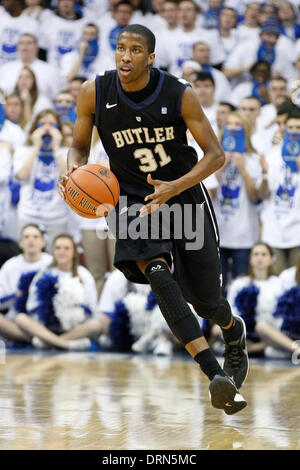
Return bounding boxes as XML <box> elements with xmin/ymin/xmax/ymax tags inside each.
<box><xmin>77</xmin><ymin>168</ymin><xmax>117</xmax><ymax>206</ymax></box>
<box><xmin>65</xmin><ymin>192</ymin><xmax>99</xmax><ymax>218</ymax></box>
<box><xmin>69</xmin><ymin>174</ymin><xmax>112</xmax><ymax>208</ymax></box>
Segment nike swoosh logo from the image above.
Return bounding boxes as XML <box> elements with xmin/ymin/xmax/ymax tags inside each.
<box><xmin>225</xmin><ymin>403</ymin><xmax>232</xmax><ymax>407</ymax></box>
<box><xmin>106</xmin><ymin>103</ymin><xmax>117</xmax><ymax>109</ymax></box>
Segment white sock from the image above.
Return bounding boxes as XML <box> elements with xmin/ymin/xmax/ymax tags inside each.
<box><xmin>67</xmin><ymin>338</ymin><xmax>91</xmax><ymax>351</ymax></box>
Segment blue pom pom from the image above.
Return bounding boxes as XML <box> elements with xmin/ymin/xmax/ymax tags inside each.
<box><xmin>274</xmin><ymin>286</ymin><xmax>300</xmax><ymax>336</ymax></box>
<box><xmin>109</xmin><ymin>300</ymin><xmax>134</xmax><ymax>351</ymax></box>
<box><xmin>146</xmin><ymin>290</ymin><xmax>157</xmax><ymax>311</ymax></box>
<box><xmin>34</xmin><ymin>273</ymin><xmax>59</xmax><ymax>328</ymax></box>
<box><xmin>235</xmin><ymin>284</ymin><xmax>259</xmax><ymax>335</ymax></box>
<box><xmin>15</xmin><ymin>271</ymin><xmax>37</xmax><ymax>313</ymax></box>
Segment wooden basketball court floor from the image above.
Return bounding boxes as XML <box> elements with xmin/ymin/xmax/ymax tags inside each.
<box><xmin>0</xmin><ymin>351</ymin><xmax>299</xmax><ymax>450</ymax></box>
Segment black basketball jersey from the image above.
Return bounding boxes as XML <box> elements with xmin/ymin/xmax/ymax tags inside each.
<box><xmin>94</xmin><ymin>68</ymin><xmax>198</xmax><ymax>199</ymax></box>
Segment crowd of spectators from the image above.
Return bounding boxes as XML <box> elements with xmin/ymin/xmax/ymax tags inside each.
<box><xmin>0</xmin><ymin>0</ymin><xmax>300</xmax><ymax>359</ymax></box>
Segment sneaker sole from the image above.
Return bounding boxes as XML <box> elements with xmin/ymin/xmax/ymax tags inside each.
<box><xmin>235</xmin><ymin>315</ymin><xmax>249</xmax><ymax>388</ymax></box>
<box><xmin>209</xmin><ymin>376</ymin><xmax>247</xmax><ymax>415</ymax></box>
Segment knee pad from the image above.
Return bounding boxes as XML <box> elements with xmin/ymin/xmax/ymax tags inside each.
<box><xmin>144</xmin><ymin>260</ymin><xmax>203</xmax><ymax>345</ymax></box>
<box><xmin>192</xmin><ymin>297</ymin><xmax>232</xmax><ymax>328</ymax></box>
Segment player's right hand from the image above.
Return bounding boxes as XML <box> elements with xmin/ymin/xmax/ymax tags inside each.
<box><xmin>58</xmin><ymin>164</ymin><xmax>78</xmax><ymax>200</ymax></box>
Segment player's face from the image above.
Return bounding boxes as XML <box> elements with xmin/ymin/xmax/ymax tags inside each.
<box><xmin>19</xmin><ymin>226</ymin><xmax>45</xmax><ymax>255</ymax></box>
<box><xmin>53</xmin><ymin>238</ymin><xmax>74</xmax><ymax>269</ymax></box>
<box><xmin>250</xmin><ymin>244</ymin><xmax>273</xmax><ymax>271</ymax></box>
<box><xmin>286</xmin><ymin>118</ymin><xmax>300</xmax><ymax>134</ymax></box>
<box><xmin>116</xmin><ymin>32</ymin><xmax>155</xmax><ymax>90</ymax></box>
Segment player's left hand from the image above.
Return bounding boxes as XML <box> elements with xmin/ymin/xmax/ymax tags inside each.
<box><xmin>139</xmin><ymin>174</ymin><xmax>178</xmax><ymax>218</ymax></box>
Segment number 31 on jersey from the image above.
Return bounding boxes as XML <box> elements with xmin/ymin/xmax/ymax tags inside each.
<box><xmin>134</xmin><ymin>144</ymin><xmax>171</xmax><ymax>172</ymax></box>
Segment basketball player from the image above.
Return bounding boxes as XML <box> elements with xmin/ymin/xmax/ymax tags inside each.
<box><xmin>59</xmin><ymin>24</ymin><xmax>249</xmax><ymax>414</ymax></box>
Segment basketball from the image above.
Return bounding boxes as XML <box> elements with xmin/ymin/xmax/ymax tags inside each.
<box><xmin>65</xmin><ymin>164</ymin><xmax>120</xmax><ymax>218</ymax></box>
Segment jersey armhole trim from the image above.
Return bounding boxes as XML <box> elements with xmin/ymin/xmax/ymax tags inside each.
<box><xmin>178</xmin><ymin>82</ymin><xmax>191</xmax><ymax>117</ymax></box>
<box><xmin>95</xmin><ymin>74</ymin><xmax>101</xmax><ymax>128</ymax></box>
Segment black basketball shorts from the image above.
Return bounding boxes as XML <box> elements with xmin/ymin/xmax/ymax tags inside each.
<box><xmin>106</xmin><ymin>183</ymin><xmax>222</xmax><ymax>312</ymax></box>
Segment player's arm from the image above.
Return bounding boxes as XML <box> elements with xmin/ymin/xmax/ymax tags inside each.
<box><xmin>67</xmin><ymin>79</ymin><xmax>95</xmax><ymax>170</ymax></box>
<box><xmin>174</xmin><ymin>86</ymin><xmax>225</xmax><ymax>194</ymax></box>
<box><xmin>58</xmin><ymin>80</ymin><xmax>95</xmax><ymax>198</ymax></box>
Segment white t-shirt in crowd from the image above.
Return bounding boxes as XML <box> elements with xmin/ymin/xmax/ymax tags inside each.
<box><xmin>186</xmin><ymin>131</ymin><xmax>218</xmax><ymax>191</ymax></box>
<box><xmin>156</xmin><ymin>27</ymin><xmax>225</xmax><ymax>77</ymax></box>
<box><xmin>208</xmin><ymin>67</ymin><xmax>232</xmax><ymax>103</ymax></box>
<box><xmin>213</xmin><ymin>153</ymin><xmax>262</xmax><ymax>248</ymax></box>
<box><xmin>236</xmin><ymin>24</ymin><xmax>260</xmax><ymax>44</ymax></box>
<box><xmin>14</xmin><ymin>146</ymin><xmax>69</xmax><ymax>227</ymax></box>
<box><xmin>61</xmin><ymin>49</ymin><xmax>114</xmax><ymax>81</ymax></box>
<box><xmin>40</xmin><ymin>14</ymin><xmax>90</xmax><ymax>68</ymax></box>
<box><xmin>0</xmin><ymin>58</ymin><xmax>66</xmax><ymax>100</ymax></box>
<box><xmin>0</xmin><ymin>145</ymin><xmax>13</xmax><ymax>238</ymax></box>
<box><xmin>202</xmin><ymin>102</ymin><xmax>219</xmax><ymax>135</ymax></box>
<box><xmin>224</xmin><ymin>35</ymin><xmax>296</xmax><ymax>85</ymax></box>
<box><xmin>0</xmin><ymin>12</ymin><xmax>40</xmax><ymax>66</ymax></box>
<box><xmin>0</xmin><ymin>253</ymin><xmax>52</xmax><ymax>316</ymax></box>
<box><xmin>218</xmin><ymin>29</ymin><xmax>240</xmax><ymax>62</ymax></box>
<box><xmin>261</xmin><ymin>145</ymin><xmax>300</xmax><ymax>249</ymax></box>
<box><xmin>0</xmin><ymin>119</ymin><xmax>26</xmax><ymax>149</ymax></box>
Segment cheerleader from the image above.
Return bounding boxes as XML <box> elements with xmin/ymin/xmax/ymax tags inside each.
<box><xmin>58</xmin><ymin>269</ymin><xmax>176</xmax><ymax>356</ymax></box>
<box><xmin>273</xmin><ymin>258</ymin><xmax>300</xmax><ymax>349</ymax></box>
<box><xmin>227</xmin><ymin>243</ymin><xmax>300</xmax><ymax>357</ymax></box>
<box><xmin>0</xmin><ymin>224</ymin><xmax>52</xmax><ymax>343</ymax></box>
<box><xmin>14</xmin><ymin>234</ymin><xmax>98</xmax><ymax>350</ymax></box>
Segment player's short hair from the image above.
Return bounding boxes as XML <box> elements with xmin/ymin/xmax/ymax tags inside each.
<box><xmin>193</xmin><ymin>71</ymin><xmax>215</xmax><ymax>86</ymax></box>
<box><xmin>118</xmin><ymin>24</ymin><xmax>156</xmax><ymax>53</ymax></box>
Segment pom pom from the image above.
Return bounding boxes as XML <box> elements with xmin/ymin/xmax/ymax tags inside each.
<box><xmin>53</xmin><ymin>277</ymin><xmax>87</xmax><ymax>332</ymax></box>
<box><xmin>124</xmin><ymin>292</ymin><xmax>150</xmax><ymax>338</ymax></box>
<box><xmin>274</xmin><ymin>286</ymin><xmax>300</xmax><ymax>336</ymax></box>
<box><xmin>235</xmin><ymin>284</ymin><xmax>259</xmax><ymax>334</ymax></box>
<box><xmin>35</xmin><ymin>272</ymin><xmax>59</xmax><ymax>328</ymax></box>
<box><xmin>109</xmin><ymin>300</ymin><xmax>133</xmax><ymax>351</ymax></box>
<box><xmin>15</xmin><ymin>271</ymin><xmax>37</xmax><ymax>313</ymax></box>
<box><xmin>146</xmin><ymin>290</ymin><xmax>157</xmax><ymax>311</ymax></box>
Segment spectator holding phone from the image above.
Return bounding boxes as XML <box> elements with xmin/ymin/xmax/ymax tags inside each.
<box><xmin>13</xmin><ymin>109</ymin><xmax>69</xmax><ymax>252</ymax></box>
<box><xmin>259</xmin><ymin>109</ymin><xmax>300</xmax><ymax>274</ymax></box>
<box><xmin>213</xmin><ymin>111</ymin><xmax>263</xmax><ymax>291</ymax></box>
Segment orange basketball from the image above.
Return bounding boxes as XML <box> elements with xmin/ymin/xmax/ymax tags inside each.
<box><xmin>65</xmin><ymin>164</ymin><xmax>120</xmax><ymax>218</ymax></box>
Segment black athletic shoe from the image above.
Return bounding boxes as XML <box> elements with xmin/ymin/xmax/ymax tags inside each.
<box><xmin>223</xmin><ymin>315</ymin><xmax>249</xmax><ymax>389</ymax></box>
<box><xmin>209</xmin><ymin>375</ymin><xmax>247</xmax><ymax>415</ymax></box>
